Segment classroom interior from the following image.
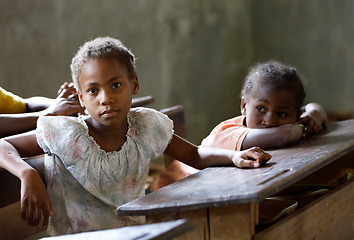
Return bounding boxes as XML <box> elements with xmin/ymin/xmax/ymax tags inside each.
<box><xmin>1</xmin><ymin>1</ymin><xmax>354</xmax><ymax>239</ymax></box>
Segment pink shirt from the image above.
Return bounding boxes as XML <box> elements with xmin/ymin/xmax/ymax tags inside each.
<box><xmin>200</xmin><ymin>116</ymin><xmax>251</xmax><ymax>151</ymax></box>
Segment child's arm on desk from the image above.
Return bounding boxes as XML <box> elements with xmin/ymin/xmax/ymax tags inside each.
<box><xmin>164</xmin><ymin>134</ymin><xmax>271</xmax><ymax>169</ymax></box>
<box><xmin>298</xmin><ymin>102</ymin><xmax>327</xmax><ymax>137</ymax></box>
<box><xmin>0</xmin><ymin>132</ymin><xmax>51</xmax><ymax>227</ymax></box>
<box><xmin>241</xmin><ymin>124</ymin><xmax>304</xmax><ymax>150</ymax></box>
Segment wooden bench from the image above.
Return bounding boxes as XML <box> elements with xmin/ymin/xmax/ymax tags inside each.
<box><xmin>159</xmin><ymin>105</ymin><xmax>187</xmax><ymax>167</ymax></box>
<box><xmin>117</xmin><ymin>119</ymin><xmax>354</xmax><ymax>240</ymax></box>
<box><xmin>131</xmin><ymin>95</ymin><xmax>154</xmax><ymax>108</ymax></box>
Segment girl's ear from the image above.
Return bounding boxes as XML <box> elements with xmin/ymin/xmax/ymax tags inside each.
<box><xmin>77</xmin><ymin>91</ymin><xmax>86</xmax><ymax>108</ymax></box>
<box><xmin>132</xmin><ymin>75</ymin><xmax>140</xmax><ymax>95</ymax></box>
<box><xmin>240</xmin><ymin>97</ymin><xmax>247</xmax><ymax>116</ymax></box>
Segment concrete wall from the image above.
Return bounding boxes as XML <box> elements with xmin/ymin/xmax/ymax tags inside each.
<box><xmin>251</xmin><ymin>0</ymin><xmax>354</xmax><ymax>120</ymax></box>
<box><xmin>1</xmin><ymin>0</ymin><xmax>353</xmax><ymax>144</ymax></box>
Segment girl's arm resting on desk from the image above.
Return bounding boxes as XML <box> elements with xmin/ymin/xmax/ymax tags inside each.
<box><xmin>164</xmin><ymin>134</ymin><xmax>271</xmax><ymax>169</ymax></box>
<box><xmin>0</xmin><ymin>132</ymin><xmax>51</xmax><ymax>227</ymax></box>
<box><xmin>242</xmin><ymin>124</ymin><xmax>304</xmax><ymax>150</ymax></box>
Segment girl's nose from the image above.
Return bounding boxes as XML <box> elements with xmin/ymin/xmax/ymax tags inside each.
<box><xmin>100</xmin><ymin>90</ymin><xmax>114</xmax><ymax>105</ymax></box>
<box><xmin>262</xmin><ymin>114</ymin><xmax>278</xmax><ymax>128</ymax></box>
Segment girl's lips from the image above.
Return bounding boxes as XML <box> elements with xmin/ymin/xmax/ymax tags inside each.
<box><xmin>101</xmin><ymin>110</ymin><xmax>118</xmax><ymax>117</ymax></box>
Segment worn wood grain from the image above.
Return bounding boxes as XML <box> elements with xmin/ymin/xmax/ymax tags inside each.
<box><xmin>147</xmin><ymin>209</ymin><xmax>209</xmax><ymax>240</ymax></box>
<box><xmin>117</xmin><ymin>119</ymin><xmax>354</xmax><ymax>216</ymax></box>
<box><xmin>40</xmin><ymin>219</ymin><xmax>193</xmax><ymax>240</ymax></box>
<box><xmin>254</xmin><ymin>178</ymin><xmax>354</xmax><ymax>240</ymax></box>
<box><xmin>209</xmin><ymin>204</ymin><xmax>254</xmax><ymax>240</ymax></box>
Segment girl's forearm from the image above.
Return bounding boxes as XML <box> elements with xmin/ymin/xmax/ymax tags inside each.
<box><xmin>242</xmin><ymin>124</ymin><xmax>304</xmax><ymax>150</ymax></box>
<box><xmin>195</xmin><ymin>147</ymin><xmax>235</xmax><ymax>169</ymax></box>
<box><xmin>0</xmin><ymin>139</ymin><xmax>35</xmax><ymax>181</ymax></box>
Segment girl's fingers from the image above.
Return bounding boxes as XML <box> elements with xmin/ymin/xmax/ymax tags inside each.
<box><xmin>32</xmin><ymin>205</ymin><xmax>42</xmax><ymax>226</ymax></box>
<box><xmin>237</xmin><ymin>147</ymin><xmax>271</xmax><ymax>168</ymax></box>
<box><xmin>27</xmin><ymin>203</ymin><xmax>34</xmax><ymax>226</ymax></box>
<box><xmin>20</xmin><ymin>199</ymin><xmax>27</xmax><ymax>220</ymax></box>
<box><xmin>42</xmin><ymin>201</ymin><xmax>52</xmax><ymax>228</ymax></box>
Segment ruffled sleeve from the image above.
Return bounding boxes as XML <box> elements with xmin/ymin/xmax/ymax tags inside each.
<box><xmin>200</xmin><ymin>115</ymin><xmax>250</xmax><ymax>151</ymax></box>
<box><xmin>127</xmin><ymin>107</ymin><xmax>174</xmax><ymax>160</ymax></box>
<box><xmin>36</xmin><ymin>116</ymin><xmax>85</xmax><ymax>158</ymax></box>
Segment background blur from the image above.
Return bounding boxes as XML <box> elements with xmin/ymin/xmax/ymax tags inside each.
<box><xmin>1</xmin><ymin>0</ymin><xmax>353</xmax><ymax>145</ymax></box>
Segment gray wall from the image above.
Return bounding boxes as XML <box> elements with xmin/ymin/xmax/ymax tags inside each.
<box><xmin>1</xmin><ymin>0</ymin><xmax>353</xmax><ymax>145</ymax></box>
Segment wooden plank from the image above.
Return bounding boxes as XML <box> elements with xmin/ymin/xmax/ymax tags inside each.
<box><xmin>0</xmin><ymin>201</ymin><xmax>46</xmax><ymax>240</ymax></box>
<box><xmin>254</xmin><ymin>179</ymin><xmax>354</xmax><ymax>240</ymax></box>
<box><xmin>0</xmin><ymin>155</ymin><xmax>44</xmax><ymax>208</ymax></box>
<box><xmin>147</xmin><ymin>209</ymin><xmax>209</xmax><ymax>240</ymax></box>
<box><xmin>40</xmin><ymin>219</ymin><xmax>193</xmax><ymax>240</ymax></box>
<box><xmin>117</xmin><ymin>119</ymin><xmax>354</xmax><ymax>216</ymax></box>
<box><xmin>160</xmin><ymin>105</ymin><xmax>187</xmax><ymax>167</ymax></box>
<box><xmin>209</xmin><ymin>204</ymin><xmax>254</xmax><ymax>240</ymax></box>
<box><xmin>131</xmin><ymin>95</ymin><xmax>155</xmax><ymax>108</ymax></box>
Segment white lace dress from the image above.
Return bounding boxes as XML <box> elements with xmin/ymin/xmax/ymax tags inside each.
<box><xmin>36</xmin><ymin>107</ymin><xmax>173</xmax><ymax>236</ymax></box>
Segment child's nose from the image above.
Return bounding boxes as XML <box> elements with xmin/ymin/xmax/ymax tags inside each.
<box><xmin>262</xmin><ymin>114</ymin><xmax>278</xmax><ymax>128</ymax></box>
<box><xmin>100</xmin><ymin>90</ymin><xmax>114</xmax><ymax>105</ymax></box>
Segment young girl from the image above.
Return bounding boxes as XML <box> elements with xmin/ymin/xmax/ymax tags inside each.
<box><xmin>201</xmin><ymin>60</ymin><xmax>327</xmax><ymax>150</ymax></box>
<box><xmin>0</xmin><ymin>37</ymin><xmax>271</xmax><ymax>236</ymax></box>
<box><xmin>150</xmin><ymin>60</ymin><xmax>327</xmax><ymax>191</ymax></box>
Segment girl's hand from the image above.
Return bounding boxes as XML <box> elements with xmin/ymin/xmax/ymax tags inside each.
<box><xmin>298</xmin><ymin>103</ymin><xmax>327</xmax><ymax>137</ymax></box>
<box><xmin>20</xmin><ymin>168</ymin><xmax>52</xmax><ymax>227</ymax></box>
<box><xmin>232</xmin><ymin>147</ymin><xmax>272</xmax><ymax>168</ymax></box>
<box><xmin>297</xmin><ymin>110</ymin><xmax>323</xmax><ymax>137</ymax></box>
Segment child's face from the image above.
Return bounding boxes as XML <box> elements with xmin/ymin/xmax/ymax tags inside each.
<box><xmin>241</xmin><ymin>86</ymin><xmax>300</xmax><ymax>128</ymax></box>
<box><xmin>77</xmin><ymin>58</ymin><xmax>139</xmax><ymax>127</ymax></box>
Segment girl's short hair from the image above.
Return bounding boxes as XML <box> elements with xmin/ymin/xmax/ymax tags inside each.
<box><xmin>70</xmin><ymin>37</ymin><xmax>136</xmax><ymax>91</ymax></box>
<box><xmin>241</xmin><ymin>60</ymin><xmax>306</xmax><ymax>109</ymax></box>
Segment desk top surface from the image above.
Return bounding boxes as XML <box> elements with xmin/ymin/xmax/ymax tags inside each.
<box><xmin>118</xmin><ymin>119</ymin><xmax>354</xmax><ymax>216</ymax></box>
<box><xmin>40</xmin><ymin>219</ymin><xmax>192</xmax><ymax>240</ymax></box>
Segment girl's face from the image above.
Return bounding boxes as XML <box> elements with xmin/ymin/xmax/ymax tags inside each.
<box><xmin>77</xmin><ymin>58</ymin><xmax>139</xmax><ymax>128</ymax></box>
<box><xmin>241</xmin><ymin>86</ymin><xmax>300</xmax><ymax>128</ymax></box>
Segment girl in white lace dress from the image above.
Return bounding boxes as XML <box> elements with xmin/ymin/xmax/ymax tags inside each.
<box><xmin>0</xmin><ymin>37</ymin><xmax>271</xmax><ymax>236</ymax></box>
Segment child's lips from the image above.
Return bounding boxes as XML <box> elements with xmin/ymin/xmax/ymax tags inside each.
<box><xmin>101</xmin><ymin>109</ymin><xmax>118</xmax><ymax>117</ymax></box>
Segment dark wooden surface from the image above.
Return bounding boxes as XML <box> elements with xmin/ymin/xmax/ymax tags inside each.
<box><xmin>40</xmin><ymin>219</ymin><xmax>193</xmax><ymax>240</ymax></box>
<box><xmin>0</xmin><ymin>154</ymin><xmax>44</xmax><ymax>208</ymax></box>
<box><xmin>131</xmin><ymin>95</ymin><xmax>155</xmax><ymax>108</ymax></box>
<box><xmin>117</xmin><ymin>119</ymin><xmax>354</xmax><ymax>216</ymax></box>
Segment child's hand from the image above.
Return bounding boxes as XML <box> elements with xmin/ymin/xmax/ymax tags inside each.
<box><xmin>298</xmin><ymin>103</ymin><xmax>327</xmax><ymax>137</ymax></box>
<box><xmin>20</xmin><ymin>169</ymin><xmax>52</xmax><ymax>227</ymax></box>
<box><xmin>232</xmin><ymin>147</ymin><xmax>272</xmax><ymax>168</ymax></box>
<box><xmin>45</xmin><ymin>82</ymin><xmax>85</xmax><ymax>116</ymax></box>
<box><xmin>297</xmin><ymin>110</ymin><xmax>323</xmax><ymax>137</ymax></box>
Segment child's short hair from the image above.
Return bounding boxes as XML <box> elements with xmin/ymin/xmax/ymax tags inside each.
<box><xmin>241</xmin><ymin>60</ymin><xmax>306</xmax><ymax>109</ymax></box>
<box><xmin>70</xmin><ymin>37</ymin><xmax>137</xmax><ymax>91</ymax></box>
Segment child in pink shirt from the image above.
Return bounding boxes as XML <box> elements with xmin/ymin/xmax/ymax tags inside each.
<box><xmin>150</xmin><ymin>60</ymin><xmax>327</xmax><ymax>191</ymax></box>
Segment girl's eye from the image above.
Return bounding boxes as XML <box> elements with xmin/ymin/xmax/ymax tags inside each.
<box><xmin>278</xmin><ymin>112</ymin><xmax>288</xmax><ymax>117</ymax></box>
<box><xmin>112</xmin><ymin>83</ymin><xmax>121</xmax><ymax>89</ymax></box>
<box><xmin>256</xmin><ymin>106</ymin><xmax>266</xmax><ymax>112</ymax></box>
<box><xmin>87</xmin><ymin>88</ymin><xmax>97</xmax><ymax>94</ymax></box>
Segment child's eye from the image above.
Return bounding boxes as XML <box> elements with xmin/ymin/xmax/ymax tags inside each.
<box><xmin>87</xmin><ymin>88</ymin><xmax>97</xmax><ymax>94</ymax></box>
<box><xmin>278</xmin><ymin>112</ymin><xmax>288</xmax><ymax>117</ymax></box>
<box><xmin>256</xmin><ymin>106</ymin><xmax>266</xmax><ymax>112</ymax></box>
<box><xmin>112</xmin><ymin>83</ymin><xmax>121</xmax><ymax>89</ymax></box>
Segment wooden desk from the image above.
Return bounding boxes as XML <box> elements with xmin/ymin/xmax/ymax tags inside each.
<box><xmin>117</xmin><ymin>119</ymin><xmax>354</xmax><ymax>240</ymax></box>
<box><xmin>40</xmin><ymin>219</ymin><xmax>193</xmax><ymax>240</ymax></box>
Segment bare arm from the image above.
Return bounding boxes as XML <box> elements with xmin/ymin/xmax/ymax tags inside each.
<box><xmin>0</xmin><ymin>132</ymin><xmax>51</xmax><ymax>227</ymax></box>
<box><xmin>24</xmin><ymin>97</ymin><xmax>54</xmax><ymax>112</ymax></box>
<box><xmin>241</xmin><ymin>124</ymin><xmax>304</xmax><ymax>150</ymax></box>
<box><xmin>164</xmin><ymin>134</ymin><xmax>271</xmax><ymax>170</ymax></box>
<box><xmin>0</xmin><ymin>83</ymin><xmax>85</xmax><ymax>138</ymax></box>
